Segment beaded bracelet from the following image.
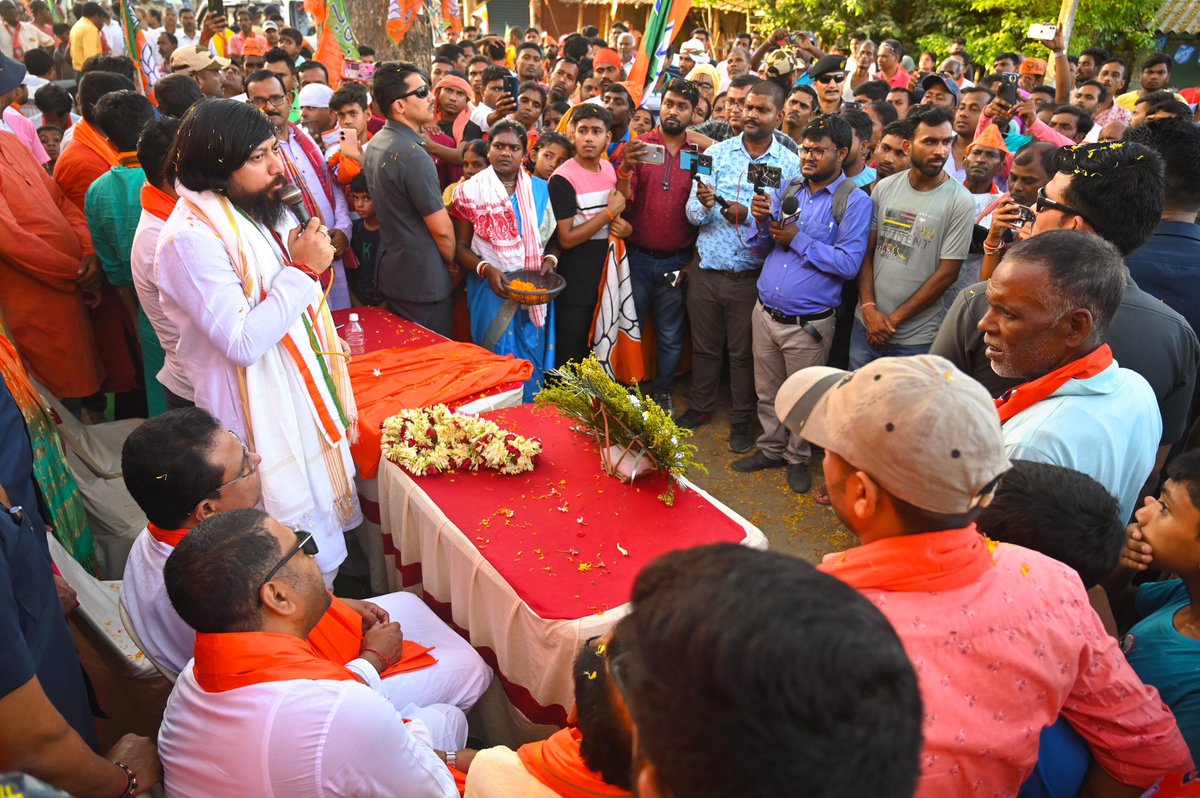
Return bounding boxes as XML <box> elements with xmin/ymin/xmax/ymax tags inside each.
<box><xmin>113</xmin><ymin>761</ymin><xmax>137</xmax><ymax>798</ymax></box>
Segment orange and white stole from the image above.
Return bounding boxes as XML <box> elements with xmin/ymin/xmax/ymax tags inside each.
<box><xmin>518</xmin><ymin>727</ymin><xmax>632</xmax><ymax>798</ymax></box>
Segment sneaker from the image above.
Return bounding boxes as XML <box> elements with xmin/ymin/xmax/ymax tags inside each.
<box><xmin>787</xmin><ymin>462</ymin><xmax>813</xmax><ymax>494</ymax></box>
<box><xmin>732</xmin><ymin>450</ymin><xmax>786</xmax><ymax>472</ymax></box>
<box><xmin>728</xmin><ymin>423</ymin><xmax>754</xmax><ymax>453</ymax></box>
<box><xmin>650</xmin><ymin>391</ymin><xmax>674</xmax><ymax>416</ymax></box>
<box><xmin>674</xmin><ymin>408</ymin><xmax>712</xmax><ymax>430</ymax></box>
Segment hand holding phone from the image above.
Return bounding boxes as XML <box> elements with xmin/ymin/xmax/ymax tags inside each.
<box><xmin>1027</xmin><ymin>23</ymin><xmax>1057</xmax><ymax>41</ymax></box>
<box><xmin>641</xmin><ymin>143</ymin><xmax>666</xmax><ymax>165</ymax></box>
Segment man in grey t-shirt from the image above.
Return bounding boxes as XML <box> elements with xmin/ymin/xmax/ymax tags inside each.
<box><xmin>852</xmin><ymin>105</ymin><xmax>973</xmax><ymax>368</ymax></box>
<box><xmin>364</xmin><ymin>63</ymin><xmax>457</xmax><ymax>335</ymax></box>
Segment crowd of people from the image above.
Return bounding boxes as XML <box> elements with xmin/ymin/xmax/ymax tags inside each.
<box><xmin>2</xmin><ymin>4</ymin><xmax>1200</xmax><ymax>796</ymax></box>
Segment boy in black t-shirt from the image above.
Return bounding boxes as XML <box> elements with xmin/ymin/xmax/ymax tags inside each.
<box><xmin>348</xmin><ymin>174</ymin><xmax>385</xmax><ymax>307</ymax></box>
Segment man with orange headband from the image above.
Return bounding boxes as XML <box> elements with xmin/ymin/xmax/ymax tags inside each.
<box><xmin>591</xmin><ymin>47</ymin><xmax>624</xmax><ymax>101</ymax></box>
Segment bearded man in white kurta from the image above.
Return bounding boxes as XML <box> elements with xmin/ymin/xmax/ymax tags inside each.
<box><xmin>156</xmin><ymin>98</ymin><xmax>361</xmax><ymax>581</ymax></box>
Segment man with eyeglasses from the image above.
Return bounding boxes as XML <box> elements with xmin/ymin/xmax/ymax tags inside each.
<box><xmin>365</xmin><ymin>62</ymin><xmax>458</xmax><ymax>335</ymax></box>
<box><xmin>120</xmin><ymin>409</ymin><xmax>491</xmax><ymax>708</ymax></box>
<box><xmin>158</xmin><ymin>508</ymin><xmax>478</xmax><ymax>796</ymax></box>
<box><xmin>246</xmin><ymin>68</ymin><xmax>354</xmax><ymax>310</ymax></box>
<box><xmin>738</xmin><ymin>115</ymin><xmax>871</xmax><ymax>494</ymax></box>
<box><xmin>932</xmin><ymin>141</ymin><xmax>1198</xmax><ymax>515</ymax></box>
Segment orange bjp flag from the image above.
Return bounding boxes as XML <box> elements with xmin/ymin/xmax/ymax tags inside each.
<box><xmin>387</xmin><ymin>0</ymin><xmax>422</xmax><ymax>45</ymax></box>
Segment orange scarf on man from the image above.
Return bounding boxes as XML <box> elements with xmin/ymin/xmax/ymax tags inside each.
<box><xmin>818</xmin><ymin>526</ymin><xmax>995</xmax><ymax>593</ymax></box>
<box><xmin>994</xmin><ymin>344</ymin><xmax>1114</xmax><ymax>424</ymax></box>
<box><xmin>147</xmin><ymin>522</ymin><xmax>187</xmax><ymax>547</ymax></box>
<box><xmin>71</xmin><ymin>119</ymin><xmax>119</xmax><ymax>167</ymax></box>
<box><xmin>308</xmin><ymin>595</ymin><xmax>437</xmax><ymax>679</ymax></box>
<box><xmin>517</xmin><ymin>728</ymin><xmax>632</xmax><ymax>798</ymax></box>
<box><xmin>140</xmin><ymin>183</ymin><xmax>176</xmax><ymax>221</ymax></box>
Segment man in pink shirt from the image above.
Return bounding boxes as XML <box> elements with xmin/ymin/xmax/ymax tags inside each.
<box><xmin>775</xmin><ymin>354</ymin><xmax>1193</xmax><ymax>797</ymax></box>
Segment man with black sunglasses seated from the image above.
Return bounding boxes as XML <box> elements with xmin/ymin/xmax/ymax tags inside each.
<box><xmin>158</xmin><ymin>508</ymin><xmax>470</xmax><ymax>797</ymax></box>
<box><xmin>120</xmin><ymin>409</ymin><xmax>492</xmax><ymax>717</ymax></box>
<box><xmin>931</xmin><ymin>141</ymin><xmax>1198</xmax><ymax>510</ymax></box>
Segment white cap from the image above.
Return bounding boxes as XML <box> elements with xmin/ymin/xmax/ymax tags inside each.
<box><xmin>297</xmin><ymin>82</ymin><xmax>334</xmax><ymax>109</ymax></box>
<box><xmin>348</xmin><ymin>313</ymin><xmax>360</xmax><ymax>321</ymax></box>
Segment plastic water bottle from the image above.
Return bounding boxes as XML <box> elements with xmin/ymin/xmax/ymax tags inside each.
<box><xmin>344</xmin><ymin>313</ymin><xmax>365</xmax><ymax>355</ymax></box>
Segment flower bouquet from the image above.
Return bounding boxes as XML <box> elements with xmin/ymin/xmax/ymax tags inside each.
<box><xmin>381</xmin><ymin>405</ymin><xmax>541</xmax><ymax>476</ymax></box>
<box><xmin>535</xmin><ymin>358</ymin><xmax>704</xmax><ymax>505</ymax></box>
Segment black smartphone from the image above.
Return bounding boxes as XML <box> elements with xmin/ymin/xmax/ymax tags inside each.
<box><xmin>748</xmin><ymin>162</ymin><xmax>782</xmax><ymax>192</ymax></box>
<box><xmin>504</xmin><ymin>75</ymin><xmax>520</xmax><ymax>103</ymax></box>
<box><xmin>999</xmin><ymin>72</ymin><xmax>1020</xmax><ymax>105</ymax></box>
<box><xmin>208</xmin><ymin>0</ymin><xmax>224</xmax><ymax>20</ymax></box>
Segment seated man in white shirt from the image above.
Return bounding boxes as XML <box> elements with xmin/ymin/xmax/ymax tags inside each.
<box><xmin>121</xmin><ymin>408</ymin><xmax>492</xmax><ymax>715</ymax></box>
<box><xmin>159</xmin><ymin>508</ymin><xmax>467</xmax><ymax>797</ymax></box>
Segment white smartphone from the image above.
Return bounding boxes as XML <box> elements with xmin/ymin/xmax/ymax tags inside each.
<box><xmin>1027</xmin><ymin>23</ymin><xmax>1057</xmax><ymax>41</ymax></box>
<box><xmin>641</xmin><ymin>143</ymin><xmax>666</xmax><ymax>165</ymax></box>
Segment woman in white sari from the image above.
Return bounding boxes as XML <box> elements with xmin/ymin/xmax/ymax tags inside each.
<box><xmin>450</xmin><ymin>120</ymin><xmax>558</xmax><ymax>401</ymax></box>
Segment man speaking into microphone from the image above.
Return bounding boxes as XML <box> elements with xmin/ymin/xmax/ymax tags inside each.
<box><xmin>738</xmin><ymin>115</ymin><xmax>873</xmax><ymax>493</ymax></box>
<box><xmin>157</xmin><ymin>98</ymin><xmax>362</xmax><ymax>584</ymax></box>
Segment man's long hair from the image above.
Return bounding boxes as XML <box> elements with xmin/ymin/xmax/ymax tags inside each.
<box><xmin>166</xmin><ymin>98</ymin><xmax>277</xmax><ymax>194</ymax></box>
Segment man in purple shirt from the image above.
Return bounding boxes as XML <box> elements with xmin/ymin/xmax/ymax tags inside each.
<box><xmin>617</xmin><ymin>78</ymin><xmax>703</xmax><ymax>413</ymax></box>
<box><xmin>738</xmin><ymin>115</ymin><xmax>872</xmax><ymax>493</ymax></box>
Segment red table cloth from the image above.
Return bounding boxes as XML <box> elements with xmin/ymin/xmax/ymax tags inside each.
<box><xmin>402</xmin><ymin>404</ymin><xmax>749</xmax><ymax>619</ymax></box>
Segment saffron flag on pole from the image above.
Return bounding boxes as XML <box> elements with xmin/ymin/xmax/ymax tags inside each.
<box><xmin>117</xmin><ymin>0</ymin><xmax>158</xmax><ymax>90</ymax></box>
<box><xmin>441</xmin><ymin>0</ymin><xmax>462</xmax><ymax>35</ymax></box>
<box><xmin>386</xmin><ymin>0</ymin><xmax>422</xmax><ymax>45</ymax></box>
<box><xmin>313</xmin><ymin>0</ymin><xmax>359</xmax><ymax>88</ymax></box>
<box><xmin>625</xmin><ymin>0</ymin><xmax>692</xmax><ymax>106</ymax></box>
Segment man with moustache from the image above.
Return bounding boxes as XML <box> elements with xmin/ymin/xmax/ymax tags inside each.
<box><xmin>853</xmin><ymin>104</ymin><xmax>973</xmax><ymax>367</ymax></box>
<box><xmin>781</xmin><ymin>85</ymin><xmax>817</xmax><ymax>144</ymax></box>
<box><xmin>546</xmin><ymin>56</ymin><xmax>580</xmax><ymax>106</ymax></box>
<box><xmin>873</xmin><ymin>121</ymin><xmax>911</xmax><ymax>183</ymax></box>
<box><xmin>246</xmin><ymin>70</ymin><xmax>353</xmax><ymax>310</ymax></box>
<box><xmin>617</xmin><ymin>78</ymin><xmax>703</xmax><ymax>413</ymax></box>
<box><xmin>155</xmin><ymin>99</ymin><xmax>361</xmax><ymax>585</ymax></box>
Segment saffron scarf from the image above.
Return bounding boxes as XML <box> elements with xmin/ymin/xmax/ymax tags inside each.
<box><xmin>518</xmin><ymin>728</ymin><xmax>632</xmax><ymax>798</ymax></box>
<box><xmin>819</xmin><ymin>526</ymin><xmax>995</xmax><ymax>593</ymax></box>
<box><xmin>71</xmin><ymin>119</ymin><xmax>119</xmax><ymax>167</ymax></box>
<box><xmin>193</xmin><ymin>630</ymin><xmax>359</xmax><ymax>692</ymax></box>
<box><xmin>308</xmin><ymin>595</ymin><xmax>438</xmax><ymax>678</ymax></box>
<box><xmin>994</xmin><ymin>344</ymin><xmax>1114</xmax><ymax>424</ymax></box>
<box><xmin>139</xmin><ymin>183</ymin><xmax>176</xmax><ymax>221</ymax></box>
<box><xmin>450</xmin><ymin>165</ymin><xmax>553</xmax><ymax>326</ymax></box>
<box><xmin>5</xmin><ymin>22</ymin><xmax>22</xmax><ymax>61</ymax></box>
<box><xmin>147</xmin><ymin>522</ymin><xmax>186</xmax><ymax>547</ymax></box>
<box><xmin>434</xmin><ymin>75</ymin><xmax>474</xmax><ymax>144</ymax></box>
<box><xmin>0</xmin><ymin>324</ymin><xmax>97</xmax><ymax>574</ymax></box>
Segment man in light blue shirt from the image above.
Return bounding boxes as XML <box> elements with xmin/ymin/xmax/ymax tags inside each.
<box><xmin>983</xmin><ymin>231</ymin><xmax>1160</xmax><ymax>521</ymax></box>
<box><xmin>674</xmin><ymin>81</ymin><xmax>799</xmax><ymax>455</ymax></box>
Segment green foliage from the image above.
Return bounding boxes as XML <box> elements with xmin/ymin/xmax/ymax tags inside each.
<box><xmin>535</xmin><ymin>358</ymin><xmax>705</xmax><ymax>505</ymax></box>
<box><xmin>756</xmin><ymin>0</ymin><xmax>1159</xmax><ymax>68</ymax></box>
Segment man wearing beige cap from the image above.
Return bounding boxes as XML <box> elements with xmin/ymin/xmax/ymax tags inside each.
<box><xmin>775</xmin><ymin>354</ymin><xmax>1192</xmax><ymax>797</ymax></box>
<box><xmin>170</xmin><ymin>44</ymin><xmax>229</xmax><ymax>98</ymax></box>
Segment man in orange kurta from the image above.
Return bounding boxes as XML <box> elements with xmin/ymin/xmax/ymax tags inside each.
<box><xmin>0</xmin><ymin>131</ymin><xmax>104</xmax><ymax>398</ymax></box>
<box><xmin>53</xmin><ymin>71</ymin><xmax>139</xmax><ymax>397</ymax></box>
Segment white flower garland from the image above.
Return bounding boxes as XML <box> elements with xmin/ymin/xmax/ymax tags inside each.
<box><xmin>381</xmin><ymin>405</ymin><xmax>542</xmax><ymax>476</ymax></box>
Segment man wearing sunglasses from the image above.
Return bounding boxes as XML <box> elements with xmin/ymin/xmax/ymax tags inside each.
<box><xmin>809</xmin><ymin>54</ymin><xmax>847</xmax><ymax>116</ymax></box>
<box><xmin>932</xmin><ymin>141</ymin><xmax>1198</xmax><ymax>517</ymax></box>
<box><xmin>121</xmin><ymin>409</ymin><xmax>491</xmax><ymax>710</ymax></box>
<box><xmin>159</xmin><ymin>508</ymin><xmax>472</xmax><ymax>796</ymax></box>
<box><xmin>365</xmin><ymin>62</ymin><xmax>459</xmax><ymax>336</ymax></box>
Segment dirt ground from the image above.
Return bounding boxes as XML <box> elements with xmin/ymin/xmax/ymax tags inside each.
<box><xmin>663</xmin><ymin>375</ymin><xmax>857</xmax><ymax>564</ymax></box>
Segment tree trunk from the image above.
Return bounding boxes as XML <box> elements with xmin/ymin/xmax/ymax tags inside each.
<box><xmin>340</xmin><ymin>0</ymin><xmax>435</xmax><ymax>69</ymax></box>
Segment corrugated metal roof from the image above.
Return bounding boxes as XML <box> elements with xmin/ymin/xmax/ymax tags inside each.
<box><xmin>1157</xmin><ymin>0</ymin><xmax>1200</xmax><ymax>35</ymax></box>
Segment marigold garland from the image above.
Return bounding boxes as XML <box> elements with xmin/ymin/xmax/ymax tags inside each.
<box><xmin>381</xmin><ymin>405</ymin><xmax>542</xmax><ymax>476</ymax></box>
<box><xmin>535</xmin><ymin>358</ymin><xmax>705</xmax><ymax>505</ymax></box>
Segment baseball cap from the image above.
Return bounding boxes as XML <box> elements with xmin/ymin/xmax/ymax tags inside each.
<box><xmin>1019</xmin><ymin>57</ymin><xmax>1047</xmax><ymax>76</ymax></box>
<box><xmin>808</xmin><ymin>54</ymin><xmax>847</xmax><ymax>79</ymax></box>
<box><xmin>763</xmin><ymin>48</ymin><xmax>800</xmax><ymax>79</ymax></box>
<box><xmin>920</xmin><ymin>72</ymin><xmax>961</xmax><ymax>103</ymax></box>
<box><xmin>775</xmin><ymin>356</ymin><xmax>1011</xmax><ymax>515</ymax></box>
<box><xmin>298</xmin><ymin>82</ymin><xmax>333</xmax><ymax>109</ymax></box>
<box><xmin>171</xmin><ymin>44</ymin><xmax>231</xmax><ymax>74</ymax></box>
<box><xmin>263</xmin><ymin>19</ymin><xmax>278</xmax><ymax>31</ymax></box>
<box><xmin>242</xmin><ymin>38</ymin><xmax>267</xmax><ymax>57</ymax></box>
<box><xmin>0</xmin><ymin>52</ymin><xmax>27</xmax><ymax>95</ymax></box>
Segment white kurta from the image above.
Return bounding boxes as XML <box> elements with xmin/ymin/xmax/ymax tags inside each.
<box><xmin>131</xmin><ymin>209</ymin><xmax>193</xmax><ymax>401</ymax></box>
<box><xmin>160</xmin><ymin>664</ymin><xmax>460</xmax><ymax>798</ymax></box>
<box><xmin>464</xmin><ymin>747</ymin><xmax>559</xmax><ymax>798</ymax></box>
<box><xmin>121</xmin><ymin>529</ymin><xmax>193</xmax><ymax>674</ymax></box>
<box><xmin>155</xmin><ymin>201</ymin><xmax>362</xmax><ymax>573</ymax></box>
<box><xmin>280</xmin><ymin>127</ymin><xmax>353</xmax><ymax>311</ymax></box>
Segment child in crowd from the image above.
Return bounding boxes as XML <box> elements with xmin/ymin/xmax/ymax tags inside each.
<box><xmin>347</xmin><ymin>174</ymin><xmax>385</xmax><ymax>307</ymax></box>
<box><xmin>37</xmin><ymin>124</ymin><xmax>62</xmax><ymax>169</ymax></box>
<box><xmin>1119</xmin><ymin>449</ymin><xmax>1200</xmax><ymax>762</ymax></box>
<box><xmin>630</xmin><ymin>107</ymin><xmax>655</xmax><ymax>136</ymax></box>
<box><xmin>442</xmin><ymin>139</ymin><xmax>490</xmax><ymax>205</ymax></box>
<box><xmin>528</xmin><ymin>131</ymin><xmax>572</xmax><ymax>180</ymax></box>
<box><xmin>543</xmin><ymin>100</ymin><xmax>570</xmax><ymax>132</ymax></box>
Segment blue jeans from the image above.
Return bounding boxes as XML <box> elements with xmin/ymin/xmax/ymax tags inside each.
<box><xmin>628</xmin><ymin>248</ymin><xmax>688</xmax><ymax>393</ymax></box>
<box><xmin>849</xmin><ymin>319</ymin><xmax>931</xmax><ymax>369</ymax></box>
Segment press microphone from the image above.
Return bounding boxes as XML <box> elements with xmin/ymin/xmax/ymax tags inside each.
<box><xmin>779</xmin><ymin>195</ymin><xmax>802</xmax><ymax>228</ymax></box>
<box><xmin>280</xmin><ymin>183</ymin><xmax>312</xmax><ymax>227</ymax></box>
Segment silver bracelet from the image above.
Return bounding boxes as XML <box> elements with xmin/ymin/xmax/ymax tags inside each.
<box><xmin>445</xmin><ymin>750</ymin><xmax>458</xmax><ymax>770</ymax></box>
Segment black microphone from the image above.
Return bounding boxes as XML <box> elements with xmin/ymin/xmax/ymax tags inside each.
<box><xmin>779</xmin><ymin>195</ymin><xmax>801</xmax><ymax>227</ymax></box>
<box><xmin>280</xmin><ymin>183</ymin><xmax>312</xmax><ymax>227</ymax></box>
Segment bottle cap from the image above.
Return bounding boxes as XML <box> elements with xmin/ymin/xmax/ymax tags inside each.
<box><xmin>348</xmin><ymin>313</ymin><xmax>359</xmax><ymax>321</ymax></box>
